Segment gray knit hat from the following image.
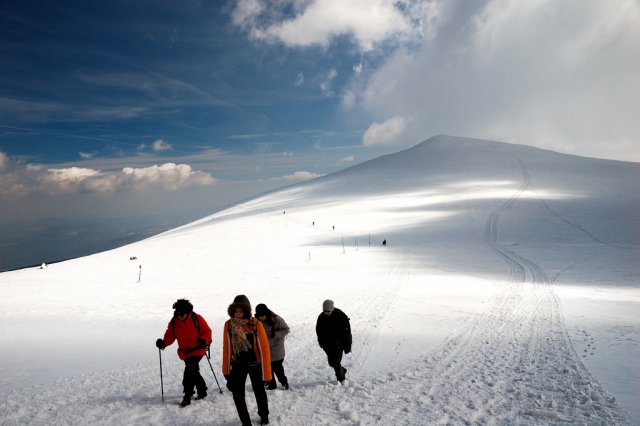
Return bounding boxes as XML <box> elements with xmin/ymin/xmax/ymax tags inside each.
<box><xmin>322</xmin><ymin>299</ymin><xmax>334</xmax><ymax>312</ymax></box>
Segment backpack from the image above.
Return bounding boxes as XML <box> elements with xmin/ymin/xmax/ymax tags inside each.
<box><xmin>171</xmin><ymin>312</ymin><xmax>201</xmax><ymax>335</ymax></box>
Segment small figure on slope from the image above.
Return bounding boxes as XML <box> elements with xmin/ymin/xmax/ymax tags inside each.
<box><xmin>155</xmin><ymin>298</ymin><xmax>212</xmax><ymax>407</ymax></box>
<box><xmin>316</xmin><ymin>299</ymin><xmax>352</xmax><ymax>383</ymax></box>
<box><xmin>255</xmin><ymin>303</ymin><xmax>290</xmax><ymax>390</ymax></box>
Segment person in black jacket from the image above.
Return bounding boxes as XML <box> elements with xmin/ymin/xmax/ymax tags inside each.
<box><xmin>315</xmin><ymin>299</ymin><xmax>352</xmax><ymax>383</ymax></box>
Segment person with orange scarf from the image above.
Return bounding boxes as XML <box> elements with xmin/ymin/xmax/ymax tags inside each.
<box><xmin>222</xmin><ymin>295</ymin><xmax>272</xmax><ymax>425</ymax></box>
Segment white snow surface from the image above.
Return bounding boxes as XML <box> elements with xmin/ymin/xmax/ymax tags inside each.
<box><xmin>1</xmin><ymin>135</ymin><xmax>638</xmax><ymax>425</ymax></box>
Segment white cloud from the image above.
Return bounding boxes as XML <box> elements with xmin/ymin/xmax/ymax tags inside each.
<box><xmin>79</xmin><ymin>152</ymin><xmax>95</xmax><ymax>159</ymax></box>
<box><xmin>353</xmin><ymin>63</ymin><xmax>363</xmax><ymax>76</ymax></box>
<box><xmin>363</xmin><ymin>116</ymin><xmax>406</xmax><ymax>146</ymax></box>
<box><xmin>320</xmin><ymin>68</ymin><xmax>338</xmax><ymax>96</ymax></box>
<box><xmin>152</xmin><ymin>139</ymin><xmax>173</xmax><ymax>151</ymax></box>
<box><xmin>121</xmin><ymin>163</ymin><xmax>215</xmax><ymax>190</ymax></box>
<box><xmin>45</xmin><ymin>167</ymin><xmax>100</xmax><ymax>181</ymax></box>
<box><xmin>137</xmin><ymin>139</ymin><xmax>173</xmax><ymax>152</ymax></box>
<box><xmin>353</xmin><ymin>0</ymin><xmax>640</xmax><ymax>160</ymax></box>
<box><xmin>337</xmin><ymin>156</ymin><xmax>355</xmax><ymax>166</ymax></box>
<box><xmin>0</xmin><ymin>162</ymin><xmax>216</xmax><ymax>196</ymax></box>
<box><xmin>232</xmin><ymin>0</ymin><xmax>419</xmax><ymax>51</ymax></box>
<box><xmin>278</xmin><ymin>171</ymin><xmax>322</xmax><ymax>182</ymax></box>
<box><xmin>231</xmin><ymin>0</ymin><xmax>266</xmax><ymax>28</ymax></box>
<box><xmin>295</xmin><ymin>71</ymin><xmax>305</xmax><ymax>86</ymax></box>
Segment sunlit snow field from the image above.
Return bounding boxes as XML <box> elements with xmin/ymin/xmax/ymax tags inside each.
<box><xmin>1</xmin><ymin>136</ymin><xmax>638</xmax><ymax>425</ymax></box>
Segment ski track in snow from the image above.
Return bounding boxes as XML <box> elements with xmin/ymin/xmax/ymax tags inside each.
<box><xmin>272</xmin><ymin>158</ymin><xmax>631</xmax><ymax>424</ymax></box>
<box><xmin>0</xmin><ymin>159</ymin><xmax>634</xmax><ymax>425</ymax></box>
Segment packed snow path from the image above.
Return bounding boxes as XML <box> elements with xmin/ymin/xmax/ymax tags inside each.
<box><xmin>364</xmin><ymin>164</ymin><xmax>629</xmax><ymax>424</ymax></box>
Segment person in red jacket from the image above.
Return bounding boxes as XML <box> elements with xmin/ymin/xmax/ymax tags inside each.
<box><xmin>222</xmin><ymin>295</ymin><xmax>272</xmax><ymax>425</ymax></box>
<box><xmin>156</xmin><ymin>299</ymin><xmax>212</xmax><ymax>407</ymax></box>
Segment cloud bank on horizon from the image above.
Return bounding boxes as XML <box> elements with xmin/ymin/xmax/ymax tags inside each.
<box><xmin>0</xmin><ymin>161</ymin><xmax>216</xmax><ymax>197</ymax></box>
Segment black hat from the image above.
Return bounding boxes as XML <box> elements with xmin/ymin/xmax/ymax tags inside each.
<box><xmin>255</xmin><ymin>303</ymin><xmax>270</xmax><ymax>317</ymax></box>
<box><xmin>173</xmin><ymin>299</ymin><xmax>193</xmax><ymax>315</ymax></box>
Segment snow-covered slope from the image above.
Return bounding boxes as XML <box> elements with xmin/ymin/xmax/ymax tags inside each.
<box><xmin>1</xmin><ymin>135</ymin><xmax>638</xmax><ymax>425</ymax></box>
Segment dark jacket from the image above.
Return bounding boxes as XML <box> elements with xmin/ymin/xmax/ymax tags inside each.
<box><xmin>316</xmin><ymin>308</ymin><xmax>352</xmax><ymax>352</ymax></box>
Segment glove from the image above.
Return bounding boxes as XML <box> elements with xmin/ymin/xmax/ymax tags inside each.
<box><xmin>155</xmin><ymin>338</ymin><xmax>165</xmax><ymax>350</ymax></box>
<box><xmin>270</xmin><ymin>329</ymin><xmax>276</xmax><ymax>338</ymax></box>
<box><xmin>224</xmin><ymin>375</ymin><xmax>233</xmax><ymax>392</ymax></box>
<box><xmin>344</xmin><ymin>345</ymin><xmax>352</xmax><ymax>354</ymax></box>
<box><xmin>198</xmin><ymin>338</ymin><xmax>207</xmax><ymax>349</ymax></box>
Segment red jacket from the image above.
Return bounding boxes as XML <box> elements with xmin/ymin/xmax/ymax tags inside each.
<box><xmin>162</xmin><ymin>312</ymin><xmax>212</xmax><ymax>360</ymax></box>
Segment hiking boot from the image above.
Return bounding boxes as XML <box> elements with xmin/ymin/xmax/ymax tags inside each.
<box><xmin>180</xmin><ymin>396</ymin><xmax>191</xmax><ymax>407</ymax></box>
<box><xmin>337</xmin><ymin>366</ymin><xmax>347</xmax><ymax>383</ymax></box>
<box><xmin>260</xmin><ymin>417</ymin><xmax>269</xmax><ymax>425</ymax></box>
<box><xmin>194</xmin><ymin>392</ymin><xmax>207</xmax><ymax>400</ymax></box>
<box><xmin>283</xmin><ymin>383</ymin><xmax>289</xmax><ymax>390</ymax></box>
<box><xmin>266</xmin><ymin>381</ymin><xmax>277</xmax><ymax>390</ymax></box>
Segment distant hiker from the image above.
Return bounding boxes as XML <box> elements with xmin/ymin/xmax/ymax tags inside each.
<box><xmin>316</xmin><ymin>299</ymin><xmax>352</xmax><ymax>383</ymax></box>
<box><xmin>332</xmin><ymin>225</ymin><xmax>335</xmax><ymax>230</ymax></box>
<box><xmin>155</xmin><ymin>299</ymin><xmax>212</xmax><ymax>407</ymax></box>
<box><xmin>382</xmin><ymin>239</ymin><xmax>387</xmax><ymax>246</ymax></box>
<box><xmin>222</xmin><ymin>295</ymin><xmax>272</xmax><ymax>426</ymax></box>
<box><xmin>255</xmin><ymin>303</ymin><xmax>290</xmax><ymax>390</ymax></box>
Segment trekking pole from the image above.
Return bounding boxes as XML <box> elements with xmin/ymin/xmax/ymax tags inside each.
<box><xmin>205</xmin><ymin>347</ymin><xmax>224</xmax><ymax>394</ymax></box>
<box><xmin>158</xmin><ymin>348</ymin><xmax>165</xmax><ymax>402</ymax></box>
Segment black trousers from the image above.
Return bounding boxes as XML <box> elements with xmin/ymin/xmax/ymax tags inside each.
<box><xmin>183</xmin><ymin>356</ymin><xmax>207</xmax><ymax>397</ymax></box>
<box><xmin>230</xmin><ymin>362</ymin><xmax>269</xmax><ymax>425</ymax></box>
<box><xmin>267</xmin><ymin>359</ymin><xmax>288</xmax><ymax>388</ymax></box>
<box><xmin>323</xmin><ymin>346</ymin><xmax>346</xmax><ymax>381</ymax></box>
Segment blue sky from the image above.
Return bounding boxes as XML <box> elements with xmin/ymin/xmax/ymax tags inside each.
<box><xmin>1</xmin><ymin>0</ymin><xmax>639</xmax><ymax>269</ymax></box>
<box><xmin>0</xmin><ymin>1</ymin><xmax>372</xmax><ymax>168</ymax></box>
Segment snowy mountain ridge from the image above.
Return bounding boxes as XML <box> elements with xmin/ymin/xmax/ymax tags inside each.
<box><xmin>0</xmin><ymin>135</ymin><xmax>638</xmax><ymax>425</ymax></box>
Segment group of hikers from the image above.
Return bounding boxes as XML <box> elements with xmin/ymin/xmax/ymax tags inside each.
<box><xmin>155</xmin><ymin>296</ymin><xmax>352</xmax><ymax>426</ymax></box>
